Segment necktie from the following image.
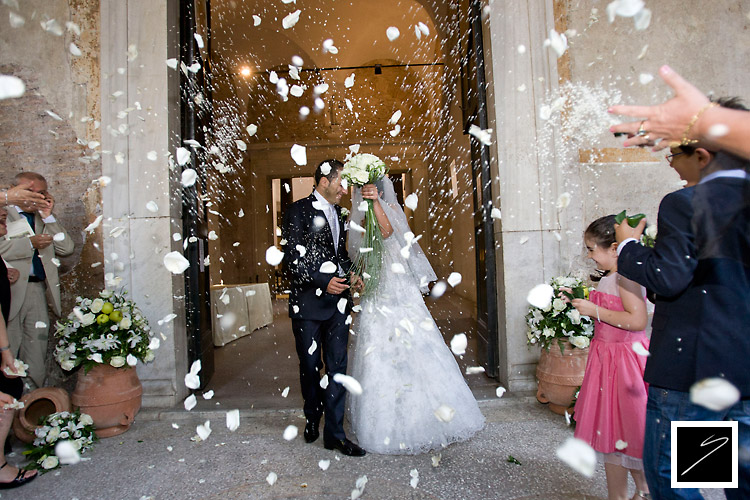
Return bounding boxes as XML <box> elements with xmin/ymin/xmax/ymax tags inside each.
<box><xmin>21</xmin><ymin>212</ymin><xmax>46</xmax><ymax>282</ymax></box>
<box><xmin>329</xmin><ymin>206</ymin><xmax>339</xmax><ymax>253</ymax></box>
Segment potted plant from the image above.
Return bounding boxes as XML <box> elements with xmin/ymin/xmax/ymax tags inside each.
<box><xmin>526</xmin><ymin>275</ymin><xmax>594</xmax><ymax>415</ymax></box>
<box><xmin>54</xmin><ymin>289</ymin><xmax>159</xmax><ymax>437</ymax></box>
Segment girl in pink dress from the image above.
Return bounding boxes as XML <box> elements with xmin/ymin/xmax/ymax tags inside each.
<box><xmin>569</xmin><ymin>215</ymin><xmax>651</xmax><ymax>500</ymax></box>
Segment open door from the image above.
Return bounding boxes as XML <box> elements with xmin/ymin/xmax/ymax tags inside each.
<box><xmin>460</xmin><ymin>0</ymin><xmax>499</xmax><ymax>378</ymax></box>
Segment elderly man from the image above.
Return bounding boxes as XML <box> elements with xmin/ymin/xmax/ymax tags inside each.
<box><xmin>0</xmin><ymin>172</ymin><xmax>74</xmax><ymax>389</ymax></box>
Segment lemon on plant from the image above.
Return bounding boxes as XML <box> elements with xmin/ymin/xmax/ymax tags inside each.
<box><xmin>101</xmin><ymin>302</ymin><xmax>114</xmax><ymax>314</ymax></box>
<box><xmin>96</xmin><ymin>314</ymin><xmax>110</xmax><ymax>324</ymax></box>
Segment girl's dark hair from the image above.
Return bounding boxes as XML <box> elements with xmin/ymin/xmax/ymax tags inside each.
<box><xmin>584</xmin><ymin>214</ymin><xmax>616</xmax><ymax>281</ymax></box>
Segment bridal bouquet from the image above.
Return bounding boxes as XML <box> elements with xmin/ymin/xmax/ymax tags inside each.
<box><xmin>341</xmin><ymin>153</ymin><xmax>388</xmax><ymax>295</ymax></box>
<box><xmin>24</xmin><ymin>410</ymin><xmax>97</xmax><ymax>472</ymax></box>
<box><xmin>54</xmin><ymin>289</ymin><xmax>158</xmax><ymax>373</ymax></box>
<box><xmin>526</xmin><ymin>276</ymin><xmax>594</xmax><ymax>352</ymax></box>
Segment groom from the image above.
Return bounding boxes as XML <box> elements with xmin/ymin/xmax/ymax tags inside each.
<box><xmin>281</xmin><ymin>159</ymin><xmax>365</xmax><ymax>457</ymax></box>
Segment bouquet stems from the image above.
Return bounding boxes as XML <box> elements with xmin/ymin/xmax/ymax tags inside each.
<box><xmin>352</xmin><ymin>199</ymin><xmax>385</xmax><ymax>297</ymax></box>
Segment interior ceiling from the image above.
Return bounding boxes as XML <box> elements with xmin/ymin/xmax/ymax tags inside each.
<box><xmin>210</xmin><ymin>0</ymin><xmax>445</xmax><ymax>74</ymax></box>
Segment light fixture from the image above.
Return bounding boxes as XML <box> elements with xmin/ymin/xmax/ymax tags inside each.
<box><xmin>240</xmin><ymin>66</ymin><xmax>252</xmax><ymax>77</ymax></box>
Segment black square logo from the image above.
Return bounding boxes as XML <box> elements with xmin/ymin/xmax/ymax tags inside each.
<box><xmin>671</xmin><ymin>421</ymin><xmax>738</xmax><ymax>489</ymax></box>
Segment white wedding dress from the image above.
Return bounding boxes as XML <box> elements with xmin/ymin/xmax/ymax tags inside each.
<box><xmin>346</xmin><ymin>178</ymin><xmax>485</xmax><ymax>455</ymax></box>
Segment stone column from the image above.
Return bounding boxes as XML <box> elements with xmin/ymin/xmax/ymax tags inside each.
<box><xmin>482</xmin><ymin>0</ymin><xmax>572</xmax><ymax>392</ymax></box>
<box><xmin>100</xmin><ymin>0</ymin><xmax>188</xmax><ymax>407</ymax></box>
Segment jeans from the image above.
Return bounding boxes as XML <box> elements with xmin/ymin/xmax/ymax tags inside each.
<box><xmin>643</xmin><ymin>386</ymin><xmax>750</xmax><ymax>500</ymax></box>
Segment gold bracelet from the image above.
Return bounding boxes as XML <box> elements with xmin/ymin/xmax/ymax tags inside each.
<box><xmin>681</xmin><ymin>102</ymin><xmax>718</xmax><ymax>146</ymax></box>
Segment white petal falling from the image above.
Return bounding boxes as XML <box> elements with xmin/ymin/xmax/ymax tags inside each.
<box><xmin>318</xmin><ymin>459</ymin><xmax>330</xmax><ymax>471</ymax></box>
<box><xmin>208</xmin><ymin>230</ymin><xmax>218</xmax><ymax>240</ymax></box>
<box><xmin>333</xmin><ymin>373</ymin><xmax>363</xmax><ymax>395</ymax></box>
<box><xmin>269</xmin><ymin>71</ymin><xmax>278</xmax><ymax>84</ymax></box>
<box><xmin>389</xmin><ymin>125</ymin><xmax>401</xmax><ymax>137</ymax></box>
<box><xmin>226</xmin><ymin>409</ymin><xmax>240</xmax><ymax>431</ymax></box>
<box><xmin>708</xmin><ymin>124</ymin><xmax>729</xmax><ymax>138</ymax></box>
<box><xmin>283</xmin><ymin>425</ymin><xmax>298</xmax><ymax>440</ymax></box>
<box><xmin>557</xmin><ymin>192</ymin><xmax>571</xmax><ymax>209</ymax></box>
<box><xmin>430</xmin><ymin>281</ymin><xmax>447</xmax><ymax>298</ymax></box>
<box><xmin>319</xmin><ymin>374</ymin><xmax>329</xmax><ymax>389</ymax></box>
<box><xmin>146</xmin><ymin>201</ymin><xmax>159</xmax><ymax>213</ymax></box>
<box><xmin>468</xmin><ymin>124</ymin><xmax>493</xmax><ymax>146</ymax></box>
<box><xmin>490</xmin><ymin>208</ymin><xmax>502</xmax><ymax>220</ymax></box>
<box><xmin>265</xmin><ymin>246</ymin><xmax>284</xmax><ymax>266</ymax></box>
<box><xmin>266</xmin><ymin>472</ymin><xmax>277</xmax><ymax>485</ymax></box>
<box><xmin>615</xmin><ymin>440</ymin><xmax>628</xmax><ymax>450</ymax></box>
<box><xmin>253</xmin><ymin>15</ymin><xmax>261</xmax><ymax>26</ymax></box>
<box><xmin>0</xmin><ymin>75</ymin><xmax>25</xmax><ymax>100</ymax></box>
<box><xmin>281</xmin><ymin>386</ymin><xmax>290</xmax><ymax>398</ymax></box>
<box><xmin>196</xmin><ymin>420</ymin><xmax>211</xmax><ymax>441</ymax></box>
<box><xmin>9</xmin><ymin>11</ymin><xmax>24</xmax><ymax>28</ymax></box>
<box><xmin>465</xmin><ymin>366</ymin><xmax>485</xmax><ymax>375</ymax></box>
<box><xmin>176</xmin><ymin>147</ymin><xmax>191</xmax><ymax>166</ymax></box>
<box><xmin>344</xmin><ymin>73</ymin><xmax>355</xmax><ymax>88</ymax></box>
<box><xmin>433</xmin><ymin>404</ymin><xmax>455</xmax><ymax>423</ymax></box>
<box><xmin>163</xmin><ymin>251</ymin><xmax>190</xmax><ymax>274</ymax></box>
<box><xmin>450</xmin><ymin>333</ymin><xmax>467</xmax><ymax>355</ymax></box>
<box><xmin>319</xmin><ymin>261</ymin><xmax>337</xmax><ymax>273</ymax></box>
<box><xmin>690</xmin><ymin>378</ymin><xmax>740</xmax><ymax>411</ymax></box>
<box><xmin>188</xmin><ymin>62</ymin><xmax>201</xmax><ymax>73</ymax></box>
<box><xmin>290</xmin><ymin>144</ymin><xmax>307</xmax><ymax>165</ymax></box>
<box><xmin>417</xmin><ymin>22</ymin><xmax>430</xmax><ymax>36</ymax></box>
<box><xmin>55</xmin><ymin>441</ymin><xmax>81</xmax><ymax>465</ymax></box>
<box><xmin>410</xmin><ymin>469</ymin><xmax>419</xmax><ymax>489</ymax></box>
<box><xmin>84</xmin><ymin>216</ymin><xmax>103</xmax><ymax>234</ymax></box>
<box><xmin>184</xmin><ymin>372</ymin><xmax>200</xmax><ymax>389</ymax></box>
<box><xmin>404</xmin><ymin>193</ymin><xmax>418</xmax><ymax>210</ymax></box>
<box><xmin>496</xmin><ymin>386</ymin><xmax>507</xmax><ymax>398</ymax></box>
<box><xmin>351</xmin><ymin>475</ymin><xmax>368</xmax><ymax>500</ymax></box>
<box><xmin>246</xmin><ymin>124</ymin><xmax>258</xmax><ymax>136</ymax></box>
<box><xmin>166</xmin><ymin>58</ymin><xmax>178</xmax><ymax>69</ymax></box>
<box><xmin>53</xmin><ymin>232</ymin><xmax>66</xmax><ymax>242</ymax></box>
<box><xmin>611</xmin><ymin>0</ymin><xmax>645</xmax><ymax>17</ymax></box>
<box><xmin>184</xmin><ymin>394</ymin><xmax>197</xmax><ymax>411</ymax></box>
<box><xmin>337</xmin><ymin>298</ymin><xmax>348</xmax><ymax>314</ymax></box>
<box><xmin>146</xmin><ymin>150</ymin><xmax>158</xmax><ymax>161</ymax></box>
<box><xmin>633</xmin><ymin>8</ymin><xmax>652</xmax><ymax>30</ymax></box>
<box><xmin>69</xmin><ymin>43</ymin><xmax>82</xmax><ymax>56</ymax></box>
<box><xmin>308</xmin><ymin>339</ymin><xmax>317</xmax><ymax>355</ymax></box>
<box><xmin>314</xmin><ymin>83</ymin><xmax>329</xmax><ymax>95</ymax></box>
<box><xmin>282</xmin><ymin>10</ymin><xmax>301</xmax><ymax>29</ymax></box>
<box><xmin>631</xmin><ymin>342</ymin><xmax>650</xmax><ymax>356</ymax></box>
<box><xmin>295</xmin><ymin>244</ymin><xmax>306</xmax><ymax>257</ymax></box>
<box><xmin>447</xmin><ymin>272</ymin><xmax>462</xmax><ymax>287</ymax></box>
<box><xmin>386</xmin><ymin>26</ymin><xmax>400</xmax><ymax>41</ymax></box>
<box><xmin>202</xmin><ymin>390</ymin><xmax>214</xmax><ymax>400</ymax></box>
<box><xmin>194</xmin><ymin>33</ymin><xmax>204</xmax><ymax>49</ymax></box>
<box><xmin>235</xmin><ymin>139</ymin><xmax>247</xmax><ymax>151</ymax></box>
<box><xmin>556</xmin><ymin>437</ymin><xmax>596</xmax><ymax>477</ymax></box>
<box><xmin>357</xmin><ymin>200</ymin><xmax>368</xmax><ymax>211</ymax></box>
<box><xmin>391</xmin><ymin>263</ymin><xmax>406</xmax><ymax>274</ymax></box>
<box><xmin>126</xmin><ymin>354</ymin><xmax>138</xmax><ymax>366</ymax></box>
<box><xmin>548</xmin><ymin>29</ymin><xmax>568</xmax><ymax>58</ymax></box>
<box><xmin>290</xmin><ymin>85</ymin><xmax>304</xmax><ymax>97</ymax></box>
<box><xmin>389</xmin><ymin>110</ymin><xmax>402</xmax><ymax>124</ymax></box>
<box><xmin>527</xmin><ymin>283</ymin><xmax>554</xmax><ymax>309</ymax></box>
<box><xmin>639</xmin><ymin>73</ymin><xmax>654</xmax><ymax>85</ymax></box>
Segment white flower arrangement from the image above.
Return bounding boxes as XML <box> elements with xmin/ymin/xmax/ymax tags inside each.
<box><xmin>340</xmin><ymin>153</ymin><xmax>387</xmax><ymax>189</ymax></box>
<box><xmin>54</xmin><ymin>289</ymin><xmax>158</xmax><ymax>373</ymax></box>
<box><xmin>526</xmin><ymin>275</ymin><xmax>594</xmax><ymax>351</ymax></box>
<box><xmin>23</xmin><ymin>410</ymin><xmax>96</xmax><ymax>472</ymax></box>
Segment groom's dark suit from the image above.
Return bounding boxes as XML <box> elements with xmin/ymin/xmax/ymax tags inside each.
<box><xmin>282</xmin><ymin>191</ymin><xmax>353</xmax><ymax>442</ymax></box>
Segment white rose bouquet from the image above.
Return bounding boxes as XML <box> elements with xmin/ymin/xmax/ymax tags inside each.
<box><xmin>23</xmin><ymin>410</ymin><xmax>97</xmax><ymax>472</ymax></box>
<box><xmin>54</xmin><ymin>290</ymin><xmax>158</xmax><ymax>373</ymax></box>
<box><xmin>340</xmin><ymin>153</ymin><xmax>388</xmax><ymax>295</ymax></box>
<box><xmin>526</xmin><ymin>276</ymin><xmax>594</xmax><ymax>352</ymax></box>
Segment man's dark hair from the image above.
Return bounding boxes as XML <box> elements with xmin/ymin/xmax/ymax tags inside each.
<box><xmin>314</xmin><ymin>159</ymin><xmax>344</xmax><ymax>186</ymax></box>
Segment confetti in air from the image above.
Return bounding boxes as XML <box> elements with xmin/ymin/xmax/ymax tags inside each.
<box><xmin>689</xmin><ymin>378</ymin><xmax>740</xmax><ymax>411</ymax></box>
<box><xmin>556</xmin><ymin>437</ymin><xmax>597</xmax><ymax>477</ymax></box>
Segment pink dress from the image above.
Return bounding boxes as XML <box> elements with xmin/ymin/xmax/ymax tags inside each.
<box><xmin>573</xmin><ymin>272</ymin><xmax>650</xmax><ymax>469</ymax></box>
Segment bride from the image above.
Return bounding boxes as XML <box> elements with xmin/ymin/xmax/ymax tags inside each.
<box><xmin>346</xmin><ymin>176</ymin><xmax>485</xmax><ymax>455</ymax></box>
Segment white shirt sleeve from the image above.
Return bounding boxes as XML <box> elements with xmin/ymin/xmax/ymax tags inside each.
<box><xmin>616</xmin><ymin>238</ymin><xmax>638</xmax><ymax>255</ymax></box>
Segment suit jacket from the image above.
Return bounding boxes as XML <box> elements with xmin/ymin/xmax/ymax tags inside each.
<box><xmin>281</xmin><ymin>193</ymin><xmax>353</xmax><ymax>321</ymax></box>
<box><xmin>618</xmin><ymin>177</ymin><xmax>750</xmax><ymax>396</ymax></box>
<box><xmin>0</xmin><ymin>209</ymin><xmax>75</xmax><ymax>319</ymax></box>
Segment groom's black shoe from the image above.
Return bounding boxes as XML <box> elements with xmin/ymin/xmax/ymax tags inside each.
<box><xmin>304</xmin><ymin>419</ymin><xmax>320</xmax><ymax>443</ymax></box>
<box><xmin>324</xmin><ymin>438</ymin><xmax>366</xmax><ymax>457</ymax></box>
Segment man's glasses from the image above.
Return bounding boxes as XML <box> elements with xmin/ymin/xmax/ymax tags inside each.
<box><xmin>666</xmin><ymin>152</ymin><xmax>685</xmax><ymax>164</ymax></box>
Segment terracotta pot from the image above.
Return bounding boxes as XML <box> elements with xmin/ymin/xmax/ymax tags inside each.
<box><xmin>536</xmin><ymin>340</ymin><xmax>589</xmax><ymax>415</ymax></box>
<box><xmin>12</xmin><ymin>387</ymin><xmax>72</xmax><ymax>444</ymax></box>
<box><xmin>71</xmin><ymin>364</ymin><xmax>142</xmax><ymax>438</ymax></box>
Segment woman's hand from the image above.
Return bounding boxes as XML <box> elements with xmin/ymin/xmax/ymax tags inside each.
<box><xmin>557</xmin><ymin>287</ymin><xmax>573</xmax><ymax>302</ymax></box>
<box><xmin>1</xmin><ymin>351</ymin><xmax>19</xmax><ymax>378</ymax></box>
<box><xmin>0</xmin><ymin>391</ymin><xmax>14</xmax><ymax>407</ymax></box>
<box><xmin>360</xmin><ymin>184</ymin><xmax>379</xmax><ymax>201</ymax></box>
<box><xmin>571</xmin><ymin>298</ymin><xmax>596</xmax><ymax>318</ymax></box>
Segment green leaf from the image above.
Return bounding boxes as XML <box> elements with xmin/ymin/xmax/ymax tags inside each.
<box><xmin>626</xmin><ymin>213</ymin><xmax>646</xmax><ymax>228</ymax></box>
<box><xmin>614</xmin><ymin>210</ymin><xmax>627</xmax><ymax>225</ymax></box>
<box><xmin>507</xmin><ymin>455</ymin><xmax>522</xmax><ymax>465</ymax></box>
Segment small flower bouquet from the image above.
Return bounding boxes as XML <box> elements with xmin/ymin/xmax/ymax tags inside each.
<box><xmin>340</xmin><ymin>153</ymin><xmax>388</xmax><ymax>295</ymax></box>
<box><xmin>23</xmin><ymin>410</ymin><xmax>97</xmax><ymax>472</ymax></box>
<box><xmin>526</xmin><ymin>276</ymin><xmax>594</xmax><ymax>352</ymax></box>
<box><xmin>54</xmin><ymin>290</ymin><xmax>158</xmax><ymax>373</ymax></box>
<box><xmin>641</xmin><ymin>224</ymin><xmax>657</xmax><ymax>248</ymax></box>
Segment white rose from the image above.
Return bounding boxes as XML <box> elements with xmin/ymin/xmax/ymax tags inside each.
<box><xmin>126</xmin><ymin>354</ymin><xmax>138</xmax><ymax>366</ymax></box>
<box><xmin>99</xmin><ymin>290</ymin><xmax>113</xmax><ymax>298</ymax></box>
<box><xmin>81</xmin><ymin>313</ymin><xmax>96</xmax><ymax>326</ymax></box>
<box><xmin>109</xmin><ymin>356</ymin><xmax>126</xmax><ymax>368</ymax></box>
<box><xmin>60</xmin><ymin>359</ymin><xmax>76</xmax><ymax>371</ymax></box>
<box><xmin>90</xmin><ymin>298</ymin><xmax>104</xmax><ymax>313</ymax></box>
<box><xmin>566</xmin><ymin>309</ymin><xmax>582</xmax><ymax>325</ymax></box>
<box><xmin>79</xmin><ymin>413</ymin><xmax>94</xmax><ymax>426</ymax></box>
<box><xmin>46</xmin><ymin>427</ymin><xmax>61</xmax><ymax>443</ymax></box>
<box><xmin>552</xmin><ymin>298</ymin><xmax>566</xmax><ymax>312</ymax></box>
<box><xmin>645</xmin><ymin>225</ymin><xmax>658</xmax><ymax>239</ymax></box>
<box><xmin>119</xmin><ymin>317</ymin><xmax>132</xmax><ymax>329</ymax></box>
<box><xmin>41</xmin><ymin>455</ymin><xmax>59</xmax><ymax>469</ymax></box>
<box><xmin>144</xmin><ymin>351</ymin><xmax>155</xmax><ymax>362</ymax></box>
<box><xmin>542</xmin><ymin>328</ymin><xmax>555</xmax><ymax>339</ymax></box>
<box><xmin>570</xmin><ymin>335</ymin><xmax>590</xmax><ymax>349</ymax></box>
<box><xmin>89</xmin><ymin>353</ymin><xmax>103</xmax><ymax>364</ymax></box>
<box><xmin>355</xmin><ymin>169</ymin><xmax>370</xmax><ymax>184</ymax></box>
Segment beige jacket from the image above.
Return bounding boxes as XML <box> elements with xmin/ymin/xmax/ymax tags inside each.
<box><xmin>0</xmin><ymin>208</ymin><xmax>75</xmax><ymax>319</ymax></box>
